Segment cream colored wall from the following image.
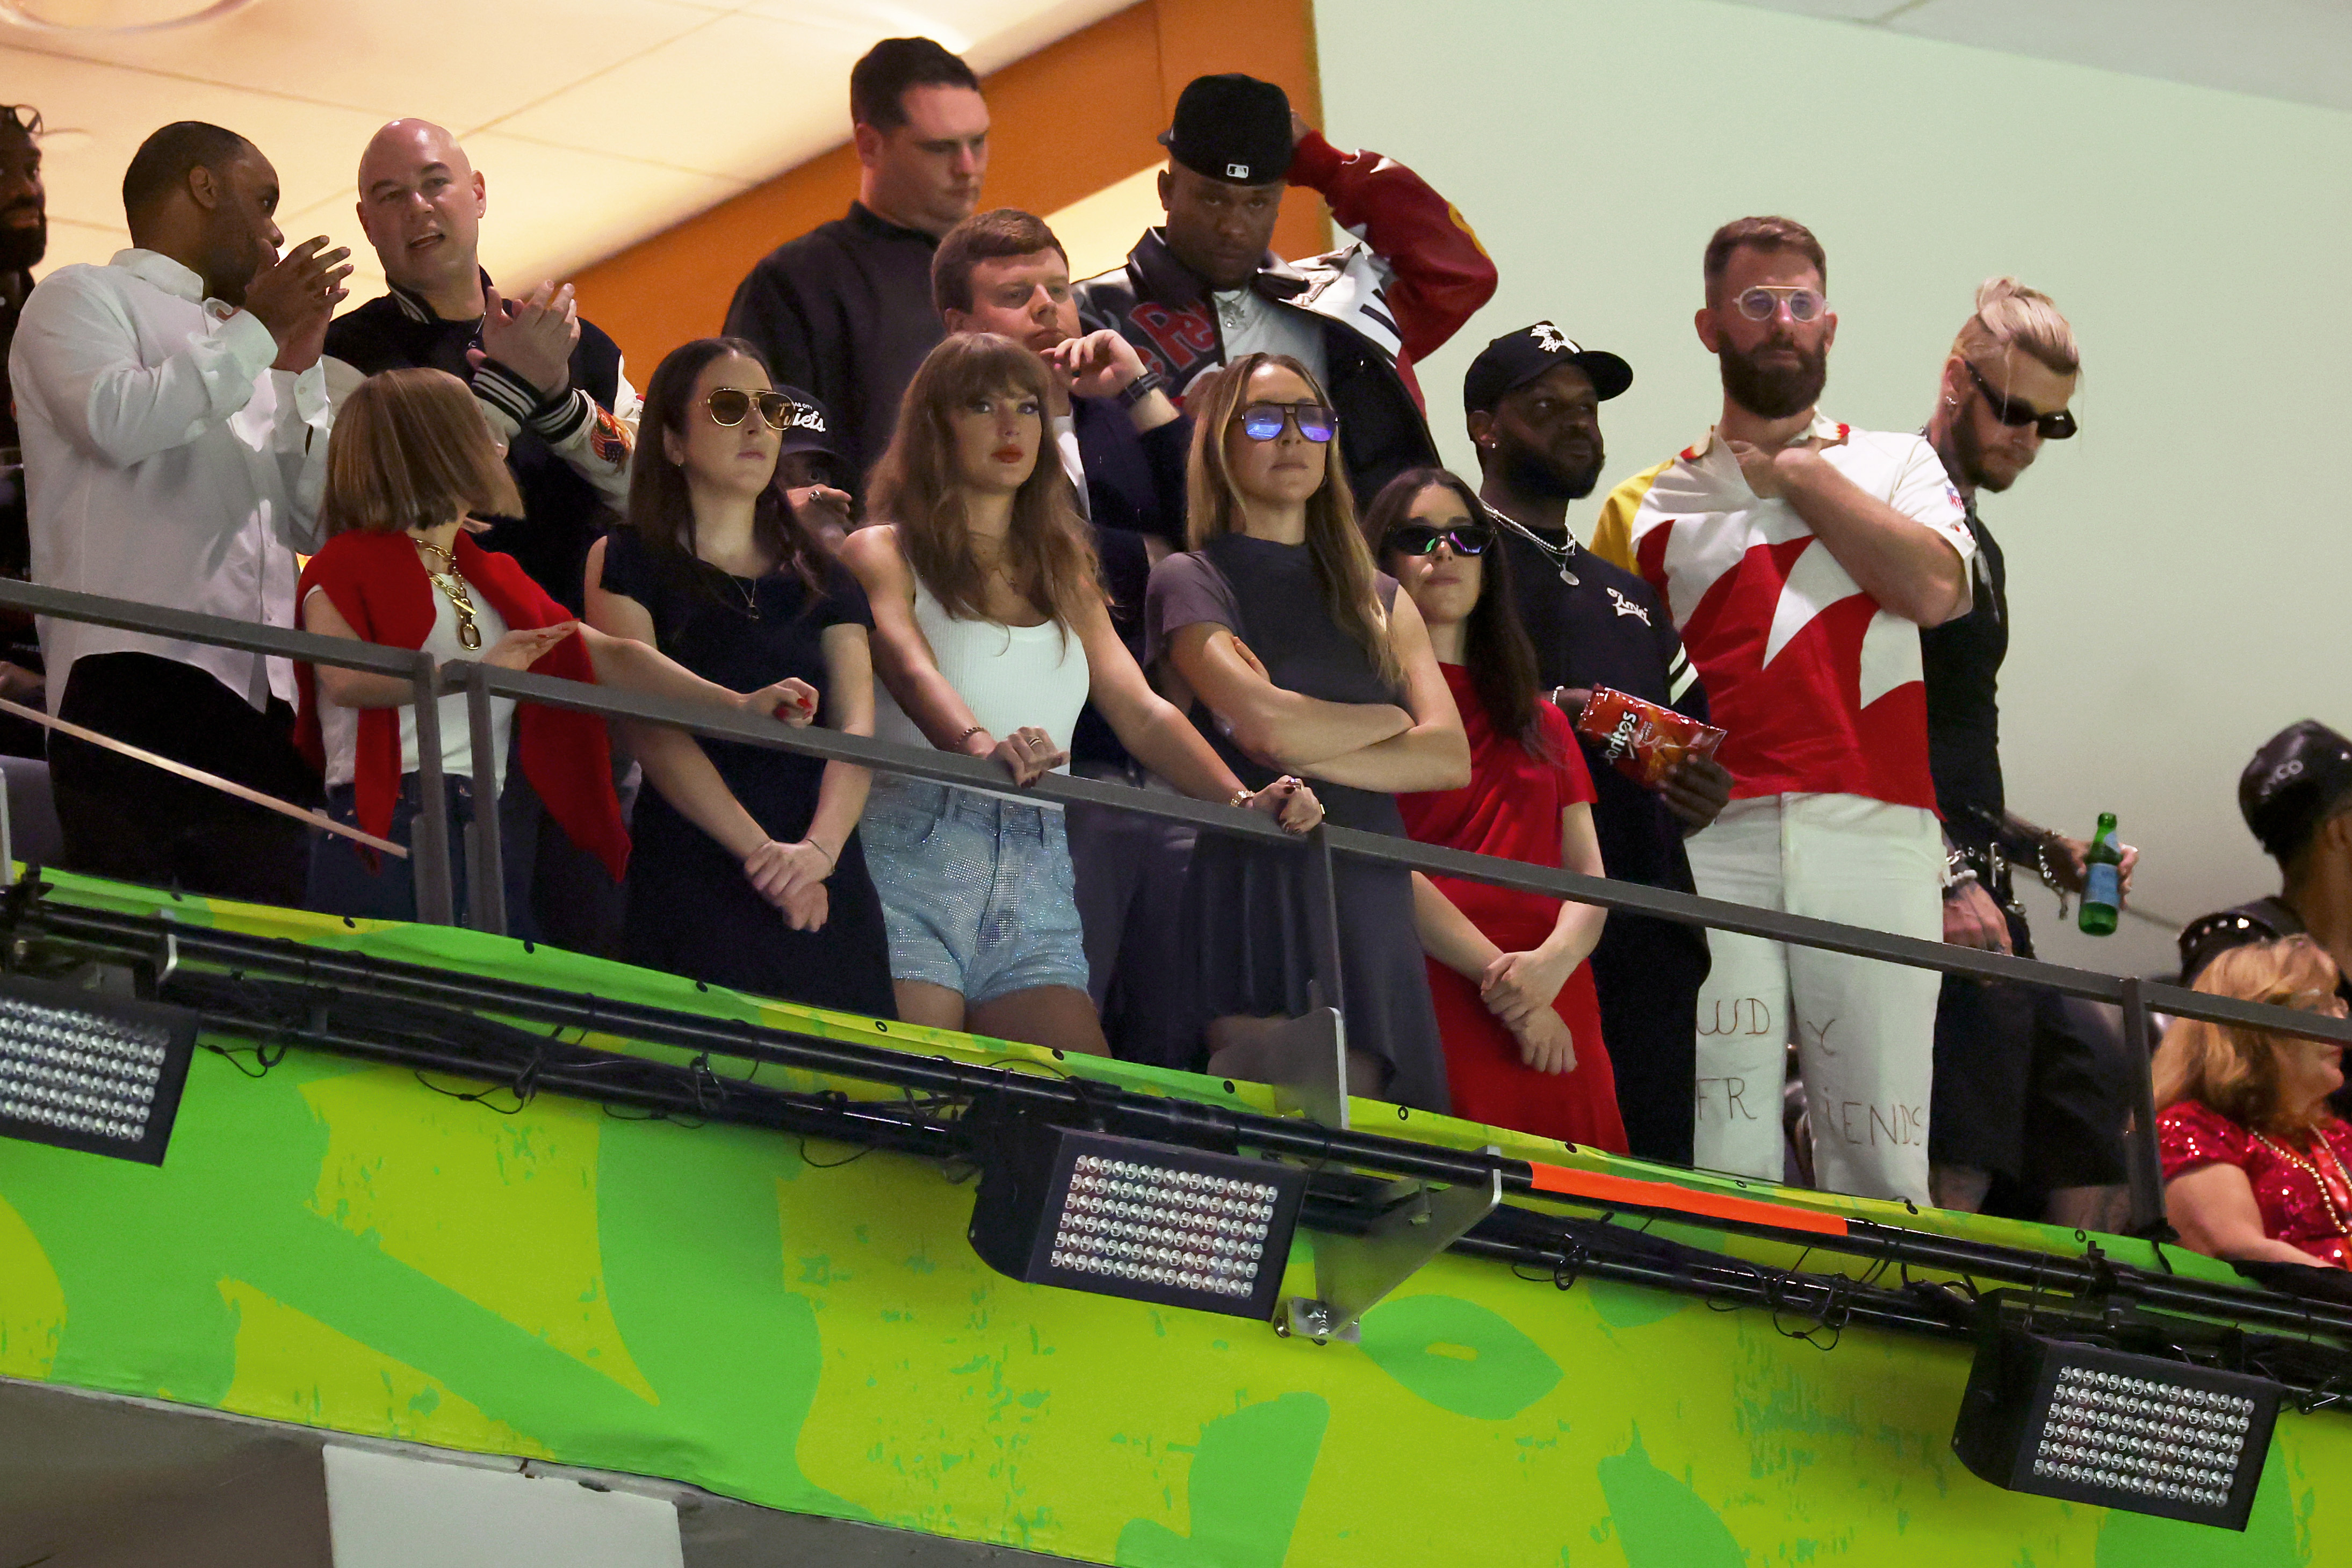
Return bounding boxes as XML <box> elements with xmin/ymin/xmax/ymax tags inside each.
<box><xmin>1315</xmin><ymin>0</ymin><xmax>2352</xmax><ymax>979</ymax></box>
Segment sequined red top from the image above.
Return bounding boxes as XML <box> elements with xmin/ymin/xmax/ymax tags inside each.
<box><xmin>2159</xmin><ymin>1100</ymin><xmax>2352</xmax><ymax>1268</ymax></box>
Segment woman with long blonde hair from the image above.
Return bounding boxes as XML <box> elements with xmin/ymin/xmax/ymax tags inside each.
<box><xmin>2158</xmin><ymin>934</ymin><xmax>2352</xmax><ymax>1268</ymax></box>
<box><xmin>1146</xmin><ymin>353</ymin><xmax>1470</xmax><ymax>1110</ymax></box>
<box><xmin>839</xmin><ymin>335</ymin><xmax>1319</xmax><ymax>1054</ymax></box>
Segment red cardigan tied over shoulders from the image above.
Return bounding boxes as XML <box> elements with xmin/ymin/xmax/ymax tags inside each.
<box><xmin>295</xmin><ymin>530</ymin><xmax>629</xmax><ymax>881</ymax></box>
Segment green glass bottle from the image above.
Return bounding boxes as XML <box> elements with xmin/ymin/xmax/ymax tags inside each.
<box><xmin>2079</xmin><ymin>812</ymin><xmax>2122</xmax><ymax>936</ymax></box>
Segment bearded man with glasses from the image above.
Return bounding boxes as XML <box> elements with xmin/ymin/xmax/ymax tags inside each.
<box><xmin>1918</xmin><ymin>278</ymin><xmax>2133</xmax><ymax>1225</ymax></box>
<box><xmin>1590</xmin><ymin>216</ymin><xmax>1975</xmax><ymax>1205</ymax></box>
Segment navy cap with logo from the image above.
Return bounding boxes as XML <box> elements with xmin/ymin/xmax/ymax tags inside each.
<box><xmin>2240</xmin><ymin>719</ymin><xmax>2352</xmax><ymax>862</ymax></box>
<box><xmin>1160</xmin><ymin>73</ymin><xmax>1294</xmax><ymax>185</ymax></box>
<box><xmin>1463</xmin><ymin>322</ymin><xmax>1634</xmax><ymax>414</ymax></box>
<box><xmin>772</xmin><ymin>383</ymin><xmax>841</xmax><ymax>460</ymax></box>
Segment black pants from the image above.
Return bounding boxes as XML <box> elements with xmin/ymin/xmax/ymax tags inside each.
<box><xmin>1590</xmin><ymin>914</ymin><xmax>1710</xmax><ymax>1167</ymax></box>
<box><xmin>48</xmin><ymin>652</ymin><xmax>320</xmax><ymax>907</ymax></box>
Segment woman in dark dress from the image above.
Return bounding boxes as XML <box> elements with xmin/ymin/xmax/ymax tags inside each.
<box><xmin>1145</xmin><ymin>354</ymin><xmax>1470</xmax><ymax>1111</ymax></box>
<box><xmin>585</xmin><ymin>337</ymin><xmax>894</xmax><ymax>1018</ymax></box>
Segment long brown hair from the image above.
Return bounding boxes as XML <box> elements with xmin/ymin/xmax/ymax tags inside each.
<box><xmin>2154</xmin><ymin>936</ymin><xmax>2347</xmax><ymax>1139</ymax></box>
<box><xmin>1362</xmin><ymin>467</ymin><xmax>1546</xmax><ymax>753</ymax></box>
<box><xmin>865</xmin><ymin>333</ymin><xmax>1099</xmax><ymax>634</ymax></box>
<box><xmin>1184</xmin><ymin>353</ymin><xmax>1399</xmax><ymax>689</ymax></box>
<box><xmin>624</xmin><ymin>336</ymin><xmax>826</xmax><ymax>605</ymax></box>
<box><xmin>321</xmin><ymin>366</ymin><xmax>522</xmax><ymax>538</ymax></box>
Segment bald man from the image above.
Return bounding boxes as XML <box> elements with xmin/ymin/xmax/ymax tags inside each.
<box><xmin>323</xmin><ymin>119</ymin><xmax>638</xmax><ymax>612</ymax></box>
<box><xmin>322</xmin><ymin>120</ymin><xmax>640</xmax><ymax>953</ymax></box>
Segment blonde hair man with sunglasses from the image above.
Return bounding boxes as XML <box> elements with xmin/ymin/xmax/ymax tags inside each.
<box><xmin>1590</xmin><ymin>215</ymin><xmax>1975</xmax><ymax>1207</ymax></box>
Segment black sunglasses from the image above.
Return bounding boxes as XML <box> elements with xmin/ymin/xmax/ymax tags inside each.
<box><xmin>1384</xmin><ymin>523</ymin><xmax>1495</xmax><ymax>558</ymax></box>
<box><xmin>704</xmin><ymin>388</ymin><xmax>802</xmax><ymax>432</ymax></box>
<box><xmin>1962</xmin><ymin>360</ymin><xmax>2076</xmax><ymax>440</ymax></box>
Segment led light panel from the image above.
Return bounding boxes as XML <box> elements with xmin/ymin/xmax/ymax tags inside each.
<box><xmin>968</xmin><ymin>1117</ymin><xmax>1305</xmax><ymax>1320</ymax></box>
<box><xmin>1953</xmin><ymin>1324</ymin><xmax>2279</xmax><ymax>1530</ymax></box>
<box><xmin>0</xmin><ymin>975</ymin><xmax>198</xmax><ymax>1165</ymax></box>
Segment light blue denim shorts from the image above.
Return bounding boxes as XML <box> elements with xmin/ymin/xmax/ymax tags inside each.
<box><xmin>860</xmin><ymin>777</ymin><xmax>1091</xmax><ymax>1006</ymax></box>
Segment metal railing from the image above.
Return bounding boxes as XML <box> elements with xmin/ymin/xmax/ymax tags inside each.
<box><xmin>9</xmin><ymin>575</ymin><xmax>2351</xmax><ymax>1238</ymax></box>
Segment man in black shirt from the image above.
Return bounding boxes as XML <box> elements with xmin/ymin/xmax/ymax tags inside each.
<box><xmin>1463</xmin><ymin>323</ymin><xmax>1730</xmax><ymax>1166</ymax></box>
<box><xmin>724</xmin><ymin>38</ymin><xmax>987</xmax><ymax>495</ymax></box>
<box><xmin>2180</xmin><ymin>725</ymin><xmax>2352</xmax><ymax>1000</ymax></box>
<box><xmin>1919</xmin><ymin>279</ymin><xmax>2131</xmax><ymax>1222</ymax></box>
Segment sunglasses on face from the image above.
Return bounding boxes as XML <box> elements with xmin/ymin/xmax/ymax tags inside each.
<box><xmin>1961</xmin><ymin>360</ymin><xmax>2077</xmax><ymax>440</ymax></box>
<box><xmin>704</xmin><ymin>388</ymin><xmax>801</xmax><ymax>431</ymax></box>
<box><xmin>1235</xmin><ymin>402</ymin><xmax>1338</xmax><ymax>443</ymax></box>
<box><xmin>1731</xmin><ymin>285</ymin><xmax>1827</xmax><ymax>323</ymax></box>
<box><xmin>1384</xmin><ymin>523</ymin><xmax>1495</xmax><ymax>558</ymax></box>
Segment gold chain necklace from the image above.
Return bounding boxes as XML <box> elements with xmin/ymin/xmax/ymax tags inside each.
<box><xmin>410</xmin><ymin>533</ymin><xmax>483</xmax><ymax>651</ymax></box>
<box><xmin>2250</xmin><ymin>1128</ymin><xmax>2352</xmax><ymax>1240</ymax></box>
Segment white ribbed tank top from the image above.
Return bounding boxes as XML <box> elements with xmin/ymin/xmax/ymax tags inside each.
<box><xmin>872</xmin><ymin>575</ymin><xmax>1091</xmax><ymax>794</ymax></box>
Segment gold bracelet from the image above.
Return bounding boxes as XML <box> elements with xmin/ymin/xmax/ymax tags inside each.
<box><xmin>1228</xmin><ymin>787</ymin><xmax>1254</xmax><ymax>809</ymax></box>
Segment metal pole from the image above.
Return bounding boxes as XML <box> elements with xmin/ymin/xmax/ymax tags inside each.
<box><xmin>1303</xmin><ymin>827</ymin><xmax>1346</xmax><ymax>1020</ymax></box>
<box><xmin>458</xmin><ymin>662</ymin><xmax>507</xmax><ymax>937</ymax></box>
<box><xmin>406</xmin><ymin>653</ymin><xmax>456</xmax><ymax>927</ymax></box>
<box><xmin>2118</xmin><ymin>976</ymin><xmax>2169</xmax><ymax>1239</ymax></box>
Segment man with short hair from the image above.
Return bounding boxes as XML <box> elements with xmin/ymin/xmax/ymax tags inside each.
<box><xmin>1463</xmin><ymin>322</ymin><xmax>1728</xmax><ymax>1166</ymax></box>
<box><xmin>11</xmin><ymin>120</ymin><xmax>350</xmax><ymax>902</ymax></box>
<box><xmin>932</xmin><ymin>206</ymin><xmax>1194</xmax><ymax>1063</ymax></box>
<box><xmin>726</xmin><ymin>37</ymin><xmax>987</xmax><ymax>491</ymax></box>
<box><xmin>326</xmin><ymin>118</ymin><xmax>637</xmax><ymax>613</ymax></box>
<box><xmin>1915</xmin><ymin>279</ymin><xmax>2131</xmax><ymax>1222</ymax></box>
<box><xmin>1592</xmin><ymin>217</ymin><xmax>1974</xmax><ymax>1203</ymax></box>
<box><xmin>2181</xmin><ymin>721</ymin><xmax>2352</xmax><ymax>1011</ymax></box>
<box><xmin>1073</xmin><ymin>73</ymin><xmax>1493</xmax><ymax>505</ymax></box>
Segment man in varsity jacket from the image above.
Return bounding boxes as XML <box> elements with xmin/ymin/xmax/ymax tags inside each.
<box><xmin>1073</xmin><ymin>73</ymin><xmax>1494</xmax><ymax>507</ymax></box>
<box><xmin>325</xmin><ymin>119</ymin><xmax>637</xmax><ymax>615</ymax></box>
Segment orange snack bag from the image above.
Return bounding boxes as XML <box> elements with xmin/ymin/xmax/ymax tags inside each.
<box><xmin>1575</xmin><ymin>687</ymin><xmax>1726</xmax><ymax>789</ymax></box>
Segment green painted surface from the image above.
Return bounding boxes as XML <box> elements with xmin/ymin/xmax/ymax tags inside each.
<box><xmin>0</xmin><ymin>872</ymin><xmax>2346</xmax><ymax>1564</ymax></box>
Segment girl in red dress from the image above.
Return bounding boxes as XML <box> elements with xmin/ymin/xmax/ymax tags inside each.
<box><xmin>1367</xmin><ymin>469</ymin><xmax>1624</xmax><ymax>1151</ymax></box>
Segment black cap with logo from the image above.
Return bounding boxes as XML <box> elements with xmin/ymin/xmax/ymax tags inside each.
<box><xmin>2241</xmin><ymin>720</ymin><xmax>2352</xmax><ymax>862</ymax></box>
<box><xmin>1463</xmin><ymin>322</ymin><xmax>1634</xmax><ymax>414</ymax></box>
<box><xmin>772</xmin><ymin>384</ymin><xmax>841</xmax><ymax>461</ymax></box>
<box><xmin>1160</xmin><ymin>73</ymin><xmax>1294</xmax><ymax>186</ymax></box>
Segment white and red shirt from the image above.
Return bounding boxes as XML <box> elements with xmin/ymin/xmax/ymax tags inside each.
<box><xmin>1589</xmin><ymin>414</ymin><xmax>1971</xmax><ymax>810</ymax></box>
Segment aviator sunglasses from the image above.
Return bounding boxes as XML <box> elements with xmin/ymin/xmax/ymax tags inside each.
<box><xmin>704</xmin><ymin>388</ymin><xmax>804</xmax><ymax>432</ymax></box>
<box><xmin>1961</xmin><ymin>360</ymin><xmax>2077</xmax><ymax>440</ymax></box>
<box><xmin>1235</xmin><ymin>401</ymin><xmax>1338</xmax><ymax>443</ymax></box>
<box><xmin>1384</xmin><ymin>522</ymin><xmax>1496</xmax><ymax>558</ymax></box>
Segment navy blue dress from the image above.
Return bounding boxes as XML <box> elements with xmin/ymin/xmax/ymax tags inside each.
<box><xmin>601</xmin><ymin>529</ymin><xmax>895</xmax><ymax>1018</ymax></box>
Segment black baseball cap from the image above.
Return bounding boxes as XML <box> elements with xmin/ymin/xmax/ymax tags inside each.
<box><xmin>1159</xmin><ymin>74</ymin><xmax>1293</xmax><ymax>186</ymax></box>
<box><xmin>773</xmin><ymin>384</ymin><xmax>840</xmax><ymax>461</ymax></box>
<box><xmin>2241</xmin><ymin>720</ymin><xmax>2352</xmax><ymax>863</ymax></box>
<box><xmin>1463</xmin><ymin>322</ymin><xmax>1634</xmax><ymax>414</ymax></box>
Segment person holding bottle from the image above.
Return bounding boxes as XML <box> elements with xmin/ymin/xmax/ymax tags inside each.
<box><xmin>1148</xmin><ymin>353</ymin><xmax>1469</xmax><ymax>1110</ymax></box>
<box><xmin>1367</xmin><ymin>467</ymin><xmax>1623</xmax><ymax>1149</ymax></box>
<box><xmin>585</xmin><ymin>338</ymin><xmax>895</xmax><ymax>1017</ymax></box>
<box><xmin>299</xmin><ymin>367</ymin><xmax>817</xmax><ymax>934</ymax></box>
<box><xmin>840</xmin><ymin>334</ymin><xmax>1322</xmax><ymax>1056</ymax></box>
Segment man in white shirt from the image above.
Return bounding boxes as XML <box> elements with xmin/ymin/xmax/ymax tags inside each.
<box><xmin>10</xmin><ymin>120</ymin><xmax>350</xmax><ymax>904</ymax></box>
<box><xmin>1591</xmin><ymin>216</ymin><xmax>1974</xmax><ymax>1204</ymax></box>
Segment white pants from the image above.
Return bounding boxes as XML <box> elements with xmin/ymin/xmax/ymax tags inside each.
<box><xmin>1685</xmin><ymin>793</ymin><xmax>1943</xmax><ymax>1204</ymax></box>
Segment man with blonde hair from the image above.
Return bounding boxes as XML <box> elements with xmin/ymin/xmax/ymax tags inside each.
<box><xmin>1920</xmin><ymin>278</ymin><xmax>2132</xmax><ymax>1223</ymax></box>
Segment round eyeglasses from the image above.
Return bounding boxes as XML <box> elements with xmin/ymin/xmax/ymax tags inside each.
<box><xmin>1732</xmin><ymin>286</ymin><xmax>1828</xmax><ymax>323</ymax></box>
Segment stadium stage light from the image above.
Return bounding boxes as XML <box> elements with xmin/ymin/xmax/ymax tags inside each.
<box><xmin>0</xmin><ymin>973</ymin><xmax>198</xmax><ymax>1165</ymax></box>
<box><xmin>966</xmin><ymin>1107</ymin><xmax>1305</xmax><ymax>1320</ymax></box>
<box><xmin>1953</xmin><ymin>1316</ymin><xmax>2280</xmax><ymax>1530</ymax></box>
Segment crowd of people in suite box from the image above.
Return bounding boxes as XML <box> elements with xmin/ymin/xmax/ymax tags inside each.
<box><xmin>4</xmin><ymin>36</ymin><xmax>2352</xmax><ymax>1272</ymax></box>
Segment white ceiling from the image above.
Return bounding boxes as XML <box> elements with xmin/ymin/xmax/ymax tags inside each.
<box><xmin>1718</xmin><ymin>0</ymin><xmax>2352</xmax><ymax>113</ymax></box>
<box><xmin>3</xmin><ymin>0</ymin><xmax>1130</xmax><ymax>299</ymax></box>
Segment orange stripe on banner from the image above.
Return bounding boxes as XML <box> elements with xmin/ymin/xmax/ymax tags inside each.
<box><xmin>1525</xmin><ymin>1162</ymin><xmax>1852</xmax><ymax>1238</ymax></box>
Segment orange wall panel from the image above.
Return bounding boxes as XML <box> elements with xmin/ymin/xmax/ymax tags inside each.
<box><xmin>574</xmin><ymin>0</ymin><xmax>1328</xmax><ymax>374</ymax></box>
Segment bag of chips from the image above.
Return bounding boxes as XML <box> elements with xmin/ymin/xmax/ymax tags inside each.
<box><xmin>1575</xmin><ymin>687</ymin><xmax>1727</xmax><ymax>789</ymax></box>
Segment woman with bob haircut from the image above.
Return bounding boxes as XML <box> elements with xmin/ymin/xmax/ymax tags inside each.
<box><xmin>2158</xmin><ymin>934</ymin><xmax>2352</xmax><ymax>1268</ymax></box>
<box><xmin>1146</xmin><ymin>354</ymin><xmax>1469</xmax><ymax>1112</ymax></box>
<box><xmin>839</xmin><ymin>334</ymin><xmax>1321</xmax><ymax>1054</ymax></box>
<box><xmin>298</xmin><ymin>366</ymin><xmax>815</xmax><ymax>931</ymax></box>
<box><xmin>586</xmin><ymin>337</ymin><xmax>893</xmax><ymax>1017</ymax></box>
<box><xmin>1363</xmin><ymin>467</ymin><xmax>1622</xmax><ymax>1150</ymax></box>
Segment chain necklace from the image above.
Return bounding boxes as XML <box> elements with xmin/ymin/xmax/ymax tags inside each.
<box><xmin>410</xmin><ymin>533</ymin><xmax>482</xmax><ymax>651</ymax></box>
<box><xmin>713</xmin><ymin>563</ymin><xmax>760</xmax><ymax>619</ymax></box>
<box><xmin>1485</xmin><ymin>503</ymin><xmax>1581</xmax><ymax>587</ymax></box>
<box><xmin>2250</xmin><ymin>1127</ymin><xmax>2352</xmax><ymax>1241</ymax></box>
